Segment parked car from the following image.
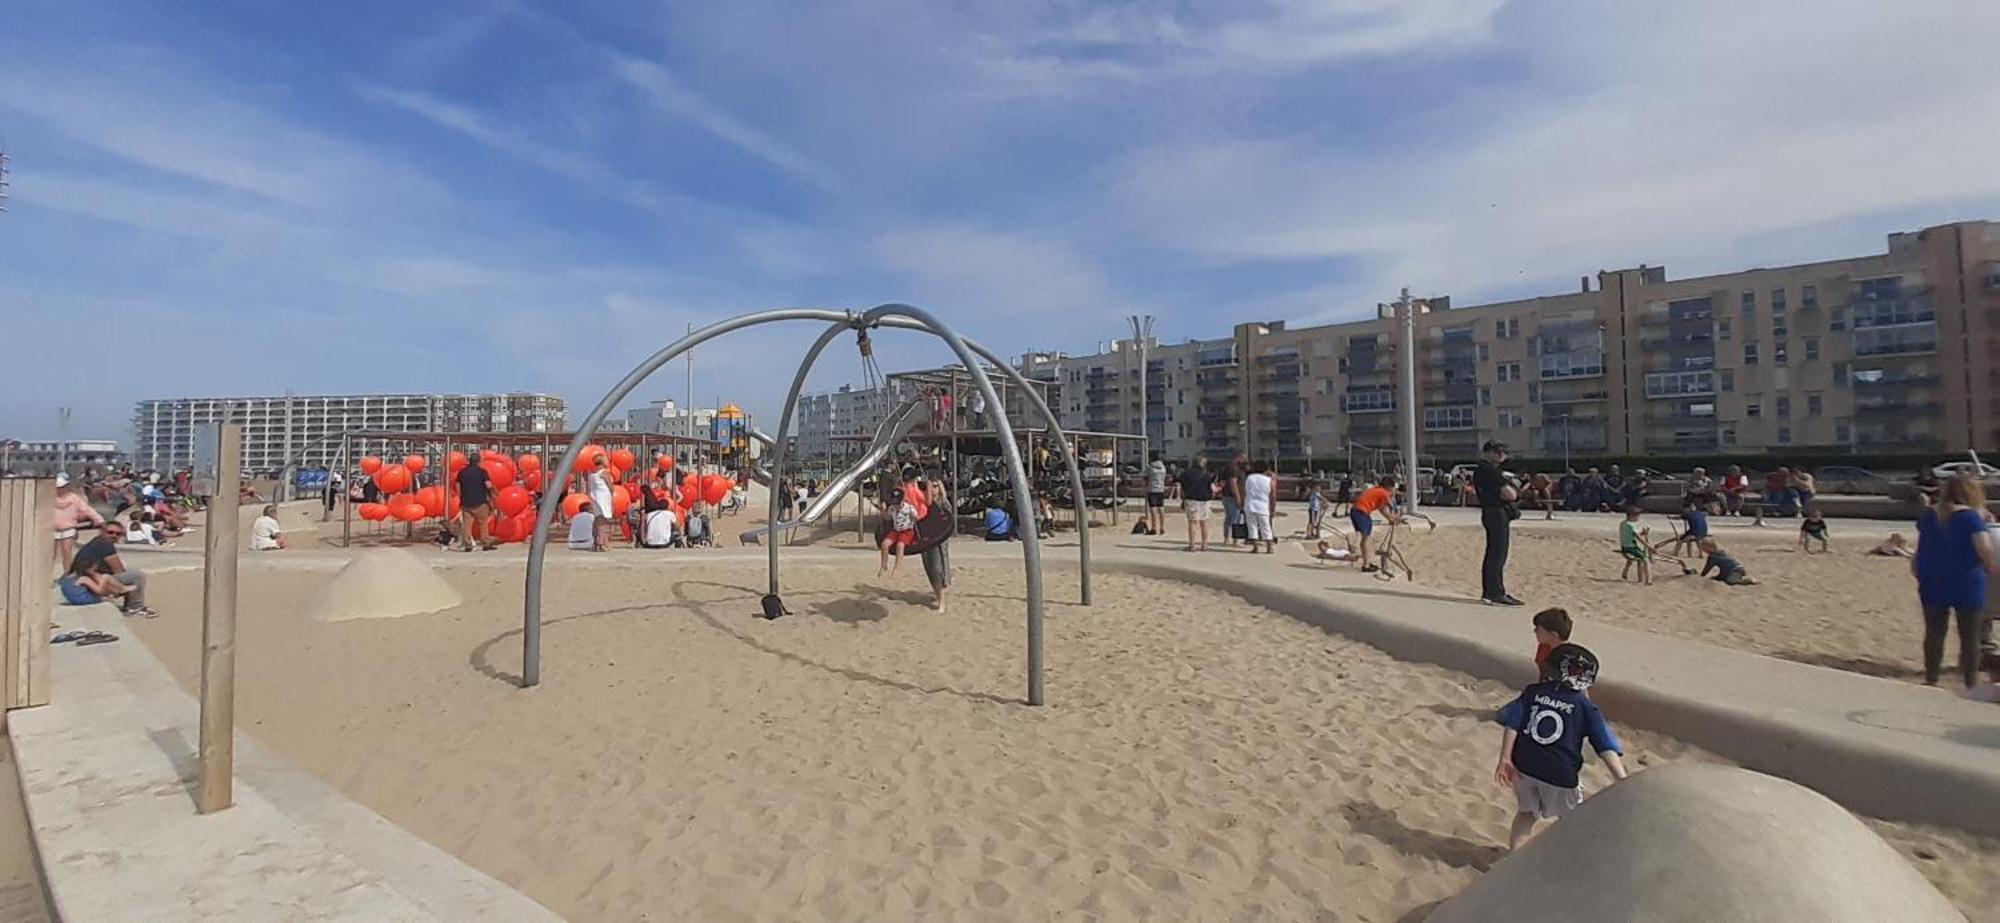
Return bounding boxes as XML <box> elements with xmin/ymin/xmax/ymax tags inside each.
<box><xmin>1931</xmin><ymin>461</ymin><xmax>2000</xmax><ymax>481</ymax></box>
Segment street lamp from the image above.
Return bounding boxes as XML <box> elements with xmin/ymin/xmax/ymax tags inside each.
<box><xmin>1128</xmin><ymin>314</ymin><xmax>1154</xmax><ymax>466</ymax></box>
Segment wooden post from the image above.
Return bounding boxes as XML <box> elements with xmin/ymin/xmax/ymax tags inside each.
<box><xmin>1</xmin><ymin>478</ymin><xmax>55</xmax><ymax>710</ymax></box>
<box><xmin>198</xmin><ymin>423</ymin><xmax>242</xmax><ymax>814</ymax></box>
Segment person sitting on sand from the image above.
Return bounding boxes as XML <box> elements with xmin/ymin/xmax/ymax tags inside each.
<box><xmin>1698</xmin><ymin>537</ymin><xmax>1757</xmax><ymax>586</ymax></box>
<box><xmin>684</xmin><ymin>502</ymin><xmax>713</xmax><ymax>547</ymax></box>
<box><xmin>1532</xmin><ymin>607</ymin><xmax>1572</xmax><ymax>672</ymax></box>
<box><xmin>983</xmin><ymin>500</ymin><xmax>1017</xmax><ymax>542</ymax></box>
<box><xmin>1618</xmin><ymin>506</ymin><xmax>1652</xmax><ymax>585</ymax></box>
<box><xmin>250</xmin><ymin>504</ymin><xmax>286</xmax><ymax>551</ymax></box>
<box><xmin>1348</xmin><ymin>475</ymin><xmax>1402</xmax><ymax>574</ymax></box>
<box><xmin>1869</xmin><ymin>533</ymin><xmax>1915</xmax><ymax>558</ymax></box>
<box><xmin>1799</xmin><ymin>508</ymin><xmax>1830</xmax><ymax>554</ymax></box>
<box><xmin>1495</xmin><ymin>644</ymin><xmax>1628</xmax><ymax>850</ymax></box>
<box><xmin>566</xmin><ymin>508</ymin><xmax>595</xmax><ymax>550</ymax></box>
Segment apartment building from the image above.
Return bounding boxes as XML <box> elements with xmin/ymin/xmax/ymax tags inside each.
<box><xmin>131</xmin><ymin>393</ymin><xmax>566</xmax><ymax>472</ymax></box>
<box><xmin>626</xmin><ymin>399</ymin><xmax>717</xmax><ymax>441</ymax></box>
<box><xmin>0</xmin><ymin>439</ymin><xmax>126</xmax><ymax>476</ymax></box>
<box><xmin>1037</xmin><ymin>219</ymin><xmax>2000</xmax><ymax>464</ymax></box>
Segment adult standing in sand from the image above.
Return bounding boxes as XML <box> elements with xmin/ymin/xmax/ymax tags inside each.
<box><xmin>1242</xmin><ymin>460</ymin><xmax>1276</xmax><ymax>553</ymax></box>
<box><xmin>586</xmin><ymin>455</ymin><xmax>615</xmax><ymax>553</ymax></box>
<box><xmin>1475</xmin><ymin>440</ymin><xmax>1523</xmax><ymax>606</ymax></box>
<box><xmin>1220</xmin><ymin>453</ymin><xmax>1247</xmax><ymax>547</ymax></box>
<box><xmin>1911</xmin><ymin>475</ymin><xmax>1999</xmax><ymax>690</ymax></box>
<box><xmin>919</xmin><ymin>478</ymin><xmax>951</xmax><ymax>613</ymax></box>
<box><xmin>1173</xmin><ymin>457</ymin><xmax>1216</xmax><ymax>552</ymax></box>
<box><xmin>1145</xmin><ymin>457</ymin><xmax>1169</xmax><ymax>536</ymax></box>
<box><xmin>455</xmin><ymin>454</ymin><xmax>497</xmax><ymax>552</ymax></box>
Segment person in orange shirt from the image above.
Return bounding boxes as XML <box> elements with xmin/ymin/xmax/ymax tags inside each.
<box><xmin>1348</xmin><ymin>475</ymin><xmax>1405</xmax><ymax>573</ymax></box>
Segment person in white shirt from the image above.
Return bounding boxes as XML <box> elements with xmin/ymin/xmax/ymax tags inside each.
<box><xmin>124</xmin><ymin>513</ymin><xmax>160</xmax><ymax>546</ymax></box>
<box><xmin>641</xmin><ymin>506</ymin><xmax>676</xmax><ymax>548</ymax></box>
<box><xmin>586</xmin><ymin>455</ymin><xmax>615</xmax><ymax>552</ymax></box>
<box><xmin>250</xmin><ymin>504</ymin><xmax>286</xmax><ymax>550</ymax></box>
<box><xmin>567</xmin><ymin>510</ymin><xmax>596</xmax><ymax>550</ymax></box>
<box><xmin>1242</xmin><ymin>461</ymin><xmax>1276</xmax><ymax>554</ymax></box>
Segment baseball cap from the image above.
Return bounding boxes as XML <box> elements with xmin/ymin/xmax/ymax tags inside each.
<box><xmin>1482</xmin><ymin>440</ymin><xmax>1509</xmax><ymax>453</ymax></box>
<box><xmin>54</xmin><ymin>473</ymin><xmax>70</xmax><ymax>487</ymax></box>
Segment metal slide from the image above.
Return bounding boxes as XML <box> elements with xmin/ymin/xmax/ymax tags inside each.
<box><xmin>738</xmin><ymin>397</ymin><xmax>927</xmax><ymax>544</ymax></box>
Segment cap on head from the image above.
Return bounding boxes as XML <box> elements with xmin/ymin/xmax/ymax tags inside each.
<box><xmin>1543</xmin><ymin>643</ymin><xmax>1600</xmax><ymax>691</ymax></box>
<box><xmin>1482</xmin><ymin>440</ymin><xmax>1508</xmax><ymax>455</ymax></box>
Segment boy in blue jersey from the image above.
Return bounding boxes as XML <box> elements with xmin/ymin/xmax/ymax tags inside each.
<box><xmin>1494</xmin><ymin>643</ymin><xmax>1629</xmax><ymax>850</ymax></box>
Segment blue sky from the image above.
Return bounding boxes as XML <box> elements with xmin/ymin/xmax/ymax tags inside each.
<box><xmin>4</xmin><ymin>0</ymin><xmax>1999</xmax><ymax>442</ymax></box>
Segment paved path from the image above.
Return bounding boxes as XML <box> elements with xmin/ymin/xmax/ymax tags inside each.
<box><xmin>7</xmin><ymin>602</ymin><xmax>561</xmax><ymax>922</ymax></box>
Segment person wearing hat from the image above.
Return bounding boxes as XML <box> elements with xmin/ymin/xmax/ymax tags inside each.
<box><xmin>1474</xmin><ymin>440</ymin><xmax>1523</xmax><ymax>606</ymax></box>
<box><xmin>52</xmin><ymin>473</ymin><xmax>104</xmax><ymax>572</ymax></box>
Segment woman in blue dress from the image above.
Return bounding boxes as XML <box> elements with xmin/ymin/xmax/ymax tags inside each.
<box><xmin>1911</xmin><ymin>476</ymin><xmax>1999</xmax><ymax>689</ymax></box>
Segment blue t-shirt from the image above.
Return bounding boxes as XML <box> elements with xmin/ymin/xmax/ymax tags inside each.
<box><xmin>1683</xmin><ymin>509</ymin><xmax>1709</xmax><ymax>538</ymax></box>
<box><xmin>983</xmin><ymin>508</ymin><xmax>1012</xmax><ymax>538</ymax></box>
<box><xmin>1496</xmin><ymin>682</ymin><xmax>1622</xmax><ymax>789</ymax></box>
<box><xmin>1914</xmin><ymin>508</ymin><xmax>1989</xmax><ymax>610</ymax></box>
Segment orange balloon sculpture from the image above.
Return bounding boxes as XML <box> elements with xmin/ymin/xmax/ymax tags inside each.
<box><xmin>359</xmin><ymin>456</ymin><xmax>383</xmax><ymax>475</ymax></box>
<box><xmin>573</xmin><ymin>445</ymin><xmax>607</xmax><ymax>474</ymax></box>
<box><xmin>392</xmin><ymin>499</ymin><xmax>425</xmax><ymax>522</ymax></box>
<box><xmin>517</xmin><ymin>453</ymin><xmax>541</xmax><ymax>475</ymax></box>
<box><xmin>560</xmin><ymin>493</ymin><xmax>591</xmax><ymax>518</ymax></box>
<box><xmin>373</xmin><ymin>464</ymin><xmax>410</xmax><ymax>494</ymax></box>
<box><xmin>358</xmin><ymin>503</ymin><xmax>387</xmax><ymax>521</ymax></box>
<box><xmin>610</xmin><ymin>448</ymin><xmax>637</xmax><ymax>473</ymax></box>
<box><xmin>703</xmin><ymin>477</ymin><xmax>732</xmax><ymax>506</ymax></box>
<box><xmin>655</xmin><ymin>454</ymin><xmax>675</xmax><ymax>473</ymax></box>
<box><xmin>612</xmin><ymin>489</ymin><xmax>632</xmax><ymax>518</ymax></box>
<box><xmin>404</xmin><ymin>455</ymin><xmax>427</xmax><ymax>474</ymax></box>
<box><xmin>448</xmin><ymin>451</ymin><xmax>469</xmax><ymax>472</ymax></box>
<box><xmin>482</xmin><ymin>457</ymin><xmax>516</xmax><ymax>489</ymax></box>
<box><xmin>495</xmin><ymin>485</ymin><xmax>531</xmax><ymax>516</ymax></box>
<box><xmin>416</xmin><ymin>486</ymin><xmax>444</xmax><ymax>518</ymax></box>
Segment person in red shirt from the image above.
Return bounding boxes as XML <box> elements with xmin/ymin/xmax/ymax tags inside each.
<box><xmin>877</xmin><ymin>467</ymin><xmax>927</xmax><ymax>577</ymax></box>
<box><xmin>1721</xmin><ymin>465</ymin><xmax>1750</xmax><ymax>516</ymax></box>
<box><xmin>1348</xmin><ymin>475</ymin><xmax>1404</xmax><ymax>573</ymax></box>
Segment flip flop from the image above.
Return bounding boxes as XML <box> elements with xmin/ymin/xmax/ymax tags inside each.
<box><xmin>76</xmin><ymin>631</ymin><xmax>119</xmax><ymax>646</ymax></box>
<box><xmin>52</xmin><ymin>630</ymin><xmax>87</xmax><ymax>644</ymax></box>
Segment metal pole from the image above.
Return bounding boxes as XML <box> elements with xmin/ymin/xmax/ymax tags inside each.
<box><xmin>767</xmin><ymin>318</ymin><xmax>860</xmax><ymax>595</ymax></box>
<box><xmin>340</xmin><ymin>433</ymin><xmax>352</xmax><ymax>548</ymax></box>
<box><xmin>197</xmin><ymin>423</ymin><xmax>242</xmax><ymax>814</ymax></box>
<box><xmin>1399</xmin><ymin>289</ymin><xmax>1421</xmax><ymax>516</ymax></box>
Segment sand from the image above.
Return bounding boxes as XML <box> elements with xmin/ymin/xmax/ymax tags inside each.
<box><xmin>121</xmin><ymin>553</ymin><xmax>2000</xmax><ymax>921</ymax></box>
<box><xmin>1322</xmin><ymin>513</ymin><xmax>1962</xmax><ymax>683</ymax></box>
<box><xmin>303</xmin><ymin>548</ymin><xmax>463</xmax><ymax>622</ymax></box>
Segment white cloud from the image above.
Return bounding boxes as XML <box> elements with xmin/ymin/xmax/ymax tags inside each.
<box><xmin>871</xmin><ymin>223</ymin><xmax>1122</xmax><ymax>319</ymax></box>
<box><xmin>607</xmin><ymin>54</ymin><xmax>833</xmax><ymax>190</ymax></box>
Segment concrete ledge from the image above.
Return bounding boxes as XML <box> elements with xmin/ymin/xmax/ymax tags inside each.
<box><xmin>1098</xmin><ymin>556</ymin><xmax>2000</xmax><ymax>839</ymax></box>
<box><xmin>7</xmin><ymin>602</ymin><xmax>562</xmax><ymax>922</ymax></box>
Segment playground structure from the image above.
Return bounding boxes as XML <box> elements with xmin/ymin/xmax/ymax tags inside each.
<box><xmin>525</xmin><ymin>305</ymin><xmax>1099</xmax><ymax>706</ymax></box>
<box><xmin>271</xmin><ymin>429</ymin><xmax>718</xmax><ymax>547</ymax></box>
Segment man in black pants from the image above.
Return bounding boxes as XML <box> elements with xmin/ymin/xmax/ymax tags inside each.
<box><xmin>1475</xmin><ymin>440</ymin><xmax>1523</xmax><ymax>606</ymax></box>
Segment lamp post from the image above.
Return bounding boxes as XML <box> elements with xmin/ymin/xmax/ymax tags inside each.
<box><xmin>1396</xmin><ymin>289</ymin><xmax>1421</xmax><ymax>515</ymax></box>
<box><xmin>1129</xmin><ymin>314</ymin><xmax>1154</xmax><ymax>467</ymax></box>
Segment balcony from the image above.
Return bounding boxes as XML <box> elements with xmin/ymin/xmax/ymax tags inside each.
<box><xmin>1854</xmin><ymin>398</ymin><xmax>1943</xmax><ymax>416</ymax></box>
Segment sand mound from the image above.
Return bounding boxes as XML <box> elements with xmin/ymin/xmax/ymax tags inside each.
<box><xmin>303</xmin><ymin>548</ymin><xmax>462</xmax><ymax>623</ymax></box>
<box><xmin>1427</xmin><ymin>764</ymin><xmax>1964</xmax><ymax>923</ymax></box>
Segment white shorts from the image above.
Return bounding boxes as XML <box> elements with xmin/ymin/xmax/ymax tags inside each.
<box><xmin>1246</xmin><ymin>511</ymin><xmax>1273</xmax><ymax>541</ymax></box>
<box><xmin>1183</xmin><ymin>500</ymin><xmax>1213</xmax><ymax>522</ymax></box>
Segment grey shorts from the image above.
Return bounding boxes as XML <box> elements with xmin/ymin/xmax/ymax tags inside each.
<box><xmin>1183</xmin><ymin>500</ymin><xmax>1213</xmax><ymax>522</ymax></box>
<box><xmin>1513</xmin><ymin>774</ymin><xmax>1582</xmax><ymax>819</ymax></box>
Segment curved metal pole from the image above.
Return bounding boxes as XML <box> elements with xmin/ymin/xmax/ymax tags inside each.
<box><xmin>768</xmin><ymin>317</ymin><xmax>862</xmax><ymax>595</ymax></box>
<box><xmin>760</xmin><ymin>317</ymin><xmax>1092</xmax><ymax>607</ymax></box>
<box><xmin>523</xmin><ymin>308</ymin><xmax>856</xmax><ymax>686</ymax></box>
<box><xmin>959</xmin><ymin>341</ymin><xmax>1092</xmax><ymax>607</ymax></box>
<box><xmin>862</xmin><ymin>304</ymin><xmax>1047</xmax><ymax>705</ymax></box>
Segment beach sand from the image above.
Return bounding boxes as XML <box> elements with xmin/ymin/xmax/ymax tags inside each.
<box><xmin>1311</xmin><ymin>514</ymin><xmax>1957</xmax><ymax>683</ymax></box>
<box><xmin>122</xmin><ymin>552</ymin><xmax>2000</xmax><ymax>921</ymax></box>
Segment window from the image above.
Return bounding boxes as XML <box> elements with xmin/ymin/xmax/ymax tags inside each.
<box><xmin>1344</xmin><ymin>389</ymin><xmax>1394</xmax><ymax>413</ymax></box>
<box><xmin>1741</xmin><ymin>291</ymin><xmax>1755</xmax><ymax>316</ymax></box>
<box><xmin>1496</xmin><ymin>362</ymin><xmax>1522</xmax><ymax>382</ymax></box>
<box><xmin>1744</xmin><ymin>343</ymin><xmax>1759</xmax><ymax>364</ymax></box>
<box><xmin>1805</xmin><ymin>337</ymin><xmax>1819</xmax><ymax>361</ymax></box>
<box><xmin>1722</xmin><ymin>426</ymin><xmax>1738</xmax><ymax>446</ymax></box>
<box><xmin>1720</xmin><ymin>370</ymin><xmax>1735</xmax><ymax>392</ymax></box>
<box><xmin>1807</xmin><ymin>394</ymin><xmax>1822</xmax><ymax>417</ymax></box>
<box><xmin>1854</xmin><ymin>324</ymin><xmax>1939</xmax><ymax>356</ymax></box>
<box><xmin>1777</xmin><ymin>426</ymin><xmax>1792</xmax><ymax>444</ymax></box>
<box><xmin>1337</xmin><ymin>357</ymin><xmax>1349</xmax><ymax>373</ymax></box>
<box><xmin>1509</xmin><ymin>318</ymin><xmax>1521</xmax><ymax>339</ymax></box>
<box><xmin>1495</xmin><ymin>317</ymin><xmax>1520</xmax><ymax>339</ymax></box>
<box><xmin>1644</xmin><ymin>370</ymin><xmax>1717</xmax><ymax>398</ymax></box>
<box><xmin>1688</xmin><ymin>402</ymin><xmax>1716</xmax><ymax>417</ymax></box>
<box><xmin>1477</xmin><ymin>343</ymin><xmax>1490</xmax><ymax>361</ymax></box>
<box><xmin>1498</xmin><ymin>409</ymin><xmax>1525</xmax><ymax>428</ymax></box>
<box><xmin>1773</xmin><ymin>318</ymin><xmax>1788</xmax><ymax>338</ymax></box>
<box><xmin>1830</xmin><ymin>306</ymin><xmax>1846</xmax><ymax>331</ymax></box>
<box><xmin>1802</xmin><ymin>284</ymin><xmax>1817</xmax><ymax>310</ymax></box>
<box><xmin>1774</xmin><ymin>340</ymin><xmax>1788</xmax><ymax>365</ymax></box>
<box><xmin>1527</xmin><ymin>383</ymin><xmax>1540</xmax><ymax>403</ymax></box>
<box><xmin>1776</xmin><ymin>396</ymin><xmax>1791</xmax><ymax>418</ymax></box>
<box><xmin>1719</xmin><ymin>317</ymin><xmax>1732</xmax><ymax>339</ymax></box>
<box><xmin>1540</xmin><ymin>353</ymin><xmax>1605</xmax><ymax>379</ymax></box>
<box><xmin>1746</xmin><ymin>401</ymin><xmax>1762</xmax><ymax>418</ymax></box>
<box><xmin>1771</xmin><ymin>287</ymin><xmax>1787</xmax><ymax>312</ymax></box>
<box><xmin>1423</xmin><ymin>406</ymin><xmax>1477</xmax><ymax>430</ymax></box>
<box><xmin>1832</xmin><ymin>361</ymin><xmax>1849</xmax><ymax>386</ymax></box>
<box><xmin>1479</xmin><ymin>386</ymin><xmax>1492</xmax><ymax>405</ymax></box>
<box><xmin>1852</xmin><ymin>299</ymin><xmax>1935</xmax><ymax>328</ymax></box>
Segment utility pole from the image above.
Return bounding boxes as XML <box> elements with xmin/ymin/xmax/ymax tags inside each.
<box><xmin>1128</xmin><ymin>315</ymin><xmax>1154</xmax><ymax>466</ymax></box>
<box><xmin>1397</xmin><ymin>289</ymin><xmax>1421</xmax><ymax>515</ymax></box>
<box><xmin>55</xmin><ymin>407</ymin><xmax>71</xmax><ymax>478</ymax></box>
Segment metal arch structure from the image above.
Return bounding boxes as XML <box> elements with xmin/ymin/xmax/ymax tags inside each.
<box><xmin>762</xmin><ymin>315</ymin><xmax>1093</xmax><ymax>608</ymax></box>
<box><xmin>273</xmin><ymin>430</ymin><xmax>358</xmax><ymax>504</ymax></box>
<box><xmin>522</xmin><ymin>305</ymin><xmax>1056</xmax><ymax>705</ymax></box>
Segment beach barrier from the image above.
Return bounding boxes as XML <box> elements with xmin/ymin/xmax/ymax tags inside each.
<box><xmin>0</xmin><ymin>477</ymin><xmax>54</xmax><ymax>712</ymax></box>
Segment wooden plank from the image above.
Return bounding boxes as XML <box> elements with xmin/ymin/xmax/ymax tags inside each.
<box><xmin>22</xmin><ymin>480</ymin><xmax>53</xmax><ymax>707</ymax></box>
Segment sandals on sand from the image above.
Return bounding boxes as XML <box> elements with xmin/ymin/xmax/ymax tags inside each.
<box><xmin>56</xmin><ymin>630</ymin><xmax>118</xmax><ymax>646</ymax></box>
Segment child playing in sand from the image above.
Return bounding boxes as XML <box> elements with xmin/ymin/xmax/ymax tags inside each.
<box><xmin>1799</xmin><ymin>508</ymin><xmax>1830</xmax><ymax>554</ymax></box>
<box><xmin>1313</xmin><ymin>538</ymin><xmax>1357</xmax><ymax>564</ymax></box>
<box><xmin>1618</xmin><ymin>506</ymin><xmax>1652</xmax><ymax>585</ymax></box>
<box><xmin>1532</xmin><ymin>607</ymin><xmax>1572</xmax><ymax>672</ymax></box>
<box><xmin>1697</xmin><ymin>537</ymin><xmax>1757</xmax><ymax>585</ymax></box>
<box><xmin>1869</xmin><ymin>533</ymin><xmax>1915</xmax><ymax>558</ymax></box>
<box><xmin>1494</xmin><ymin>643</ymin><xmax>1628</xmax><ymax>850</ymax></box>
<box><xmin>1667</xmin><ymin>495</ymin><xmax>1709</xmax><ymax>559</ymax></box>
<box><xmin>1306</xmin><ymin>481</ymin><xmax>1325</xmax><ymax>539</ymax></box>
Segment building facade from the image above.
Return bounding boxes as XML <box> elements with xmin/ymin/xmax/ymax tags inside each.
<box><xmin>1029</xmin><ymin>219</ymin><xmax>2000</xmax><ymax>464</ymax></box>
<box><xmin>130</xmin><ymin>393</ymin><xmax>565</xmax><ymax>473</ymax></box>
<box><xmin>0</xmin><ymin>439</ymin><xmax>127</xmax><ymax>476</ymax></box>
<box><xmin>626</xmin><ymin>399</ymin><xmax>716</xmax><ymax>441</ymax></box>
